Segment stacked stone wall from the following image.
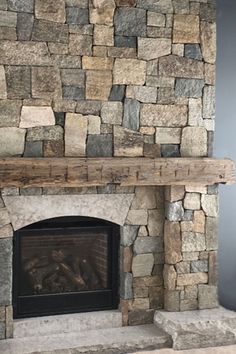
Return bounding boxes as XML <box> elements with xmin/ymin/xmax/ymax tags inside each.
<box><xmin>0</xmin><ymin>0</ymin><xmax>217</xmax><ymax>339</ymax></box>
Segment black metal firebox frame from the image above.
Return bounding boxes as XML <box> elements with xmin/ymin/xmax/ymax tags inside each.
<box><xmin>13</xmin><ymin>216</ymin><xmax>120</xmax><ymax>319</ymax></box>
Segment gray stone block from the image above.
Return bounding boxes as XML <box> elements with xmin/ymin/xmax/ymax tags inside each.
<box><xmin>62</xmin><ymin>86</ymin><xmax>85</xmax><ymax>100</ymax></box>
<box><xmin>136</xmin><ymin>0</ymin><xmax>173</xmax><ymax>13</ymax></box>
<box><xmin>185</xmin><ymin>44</ymin><xmax>202</xmax><ymax>61</ymax></box>
<box><xmin>8</xmin><ymin>0</ymin><xmax>34</xmax><ymax>13</ymax></box>
<box><xmin>161</xmin><ymin>144</ymin><xmax>180</xmax><ymax>157</ymax></box>
<box><xmin>115</xmin><ymin>36</ymin><xmax>136</xmax><ymax>48</ymax></box>
<box><xmin>5</xmin><ymin>66</ymin><xmax>31</xmax><ymax>99</ymax></box>
<box><xmin>27</xmin><ymin>126</ymin><xmax>63</xmax><ymax>142</ymax></box>
<box><xmin>17</xmin><ymin>13</ymin><xmax>34</xmax><ymax>41</ymax></box>
<box><xmin>121</xmin><ymin>225</ymin><xmax>139</xmax><ymax>246</ymax></box>
<box><xmin>120</xmin><ymin>272</ymin><xmax>133</xmax><ymax>299</ymax></box>
<box><xmin>114</xmin><ymin>8</ymin><xmax>146</xmax><ymax>37</ymax></box>
<box><xmin>198</xmin><ymin>285</ymin><xmax>218</xmax><ymax>310</ymax></box>
<box><xmin>207</xmin><ymin>184</ymin><xmax>218</xmax><ymax>195</ymax></box>
<box><xmin>0</xmin><ymin>238</ymin><xmax>12</xmax><ymax>306</ymax></box>
<box><xmin>175</xmin><ymin>79</ymin><xmax>205</xmax><ymax>98</ymax></box>
<box><xmin>191</xmin><ymin>260</ymin><xmax>208</xmax><ymax>273</ymax></box>
<box><xmin>200</xmin><ymin>3</ymin><xmax>216</xmax><ymax>23</ymax></box>
<box><xmin>129</xmin><ymin>309</ymin><xmax>154</xmax><ymax>326</ymax></box>
<box><xmin>109</xmin><ymin>85</ymin><xmax>126</xmax><ymax>102</ymax></box>
<box><xmin>165</xmin><ymin>201</ymin><xmax>184</xmax><ymax>222</ymax></box>
<box><xmin>24</xmin><ymin>141</ymin><xmax>43</xmax><ymax>157</ymax></box>
<box><xmin>76</xmin><ymin>100</ymin><xmax>101</xmax><ymax>115</ymax></box>
<box><xmin>86</xmin><ymin>134</ymin><xmax>113</xmax><ymax>157</ymax></box>
<box><xmin>183</xmin><ymin>210</ymin><xmax>194</xmax><ymax>221</ymax></box>
<box><xmin>32</xmin><ymin>20</ymin><xmax>69</xmax><ymax>43</ymax></box>
<box><xmin>133</xmin><ymin>236</ymin><xmax>163</xmax><ymax>254</ymax></box>
<box><xmin>0</xmin><ymin>321</ymin><xmax>5</xmax><ymax>339</ymax></box>
<box><xmin>123</xmin><ymin>98</ymin><xmax>140</xmax><ymax>131</ymax></box>
<box><xmin>0</xmin><ymin>100</ymin><xmax>21</xmax><ymax>128</ymax></box>
<box><xmin>54</xmin><ymin>112</ymin><xmax>65</xmax><ymax>127</ymax></box>
<box><xmin>66</xmin><ymin>7</ymin><xmax>89</xmax><ymax>25</ymax></box>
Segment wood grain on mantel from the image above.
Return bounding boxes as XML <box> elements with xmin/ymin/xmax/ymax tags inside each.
<box><xmin>0</xmin><ymin>158</ymin><xmax>234</xmax><ymax>188</ymax></box>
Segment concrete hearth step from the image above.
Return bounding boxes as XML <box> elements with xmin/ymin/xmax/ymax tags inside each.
<box><xmin>0</xmin><ymin>324</ymin><xmax>171</xmax><ymax>354</ymax></box>
<box><xmin>14</xmin><ymin>310</ymin><xmax>122</xmax><ymax>338</ymax></box>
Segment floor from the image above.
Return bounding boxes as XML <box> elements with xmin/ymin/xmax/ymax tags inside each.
<box><xmin>134</xmin><ymin>347</ymin><xmax>236</xmax><ymax>354</ymax></box>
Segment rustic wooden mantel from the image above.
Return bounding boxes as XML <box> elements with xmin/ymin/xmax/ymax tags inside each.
<box><xmin>0</xmin><ymin>157</ymin><xmax>234</xmax><ymax>188</ymax></box>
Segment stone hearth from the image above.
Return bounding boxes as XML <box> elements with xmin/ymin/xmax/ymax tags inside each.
<box><xmin>0</xmin><ymin>0</ymin><xmax>236</xmax><ymax>352</ymax></box>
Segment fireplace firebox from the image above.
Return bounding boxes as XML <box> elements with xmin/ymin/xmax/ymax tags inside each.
<box><xmin>13</xmin><ymin>217</ymin><xmax>120</xmax><ymax>319</ymax></box>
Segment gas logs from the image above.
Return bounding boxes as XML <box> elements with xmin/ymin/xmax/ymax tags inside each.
<box><xmin>23</xmin><ymin>250</ymin><xmax>101</xmax><ymax>294</ymax></box>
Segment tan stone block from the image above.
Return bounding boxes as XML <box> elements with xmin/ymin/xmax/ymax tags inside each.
<box><xmin>113</xmin><ymin>59</ymin><xmax>146</xmax><ymax>85</ymax></box>
<box><xmin>140</xmin><ymin>127</ymin><xmax>155</xmax><ymax>135</ymax></box>
<box><xmin>188</xmin><ymin>98</ymin><xmax>203</xmax><ymax>127</ymax></box>
<box><xmin>201</xmin><ymin>21</ymin><xmax>216</xmax><ymax>64</ymax></box>
<box><xmin>164</xmin><ymin>264</ymin><xmax>177</xmax><ymax>290</ymax></box>
<box><xmin>156</xmin><ymin>128</ymin><xmax>181</xmax><ymax>144</ymax></box>
<box><xmin>201</xmin><ymin>195</ymin><xmax>219</xmax><ymax>217</ymax></box>
<box><xmin>209</xmin><ymin>251</ymin><xmax>218</xmax><ymax>286</ymax></box>
<box><xmin>165</xmin><ymin>186</ymin><xmax>185</xmax><ymax>202</ymax></box>
<box><xmin>193</xmin><ymin>210</ymin><xmax>205</xmax><ymax>233</ymax></box>
<box><xmin>138</xmin><ymin>38</ymin><xmax>171</xmax><ymax>61</ymax></box>
<box><xmin>90</xmin><ymin>0</ymin><xmax>116</xmax><ymax>25</ymax></box>
<box><xmin>82</xmin><ymin>56</ymin><xmax>113</xmax><ymax>70</ymax></box>
<box><xmin>180</xmin><ymin>299</ymin><xmax>198</xmax><ymax>311</ymax></box>
<box><xmin>126</xmin><ymin>86</ymin><xmax>157</xmax><ymax>104</ymax></box>
<box><xmin>132</xmin><ymin>253</ymin><xmax>154</xmax><ymax>277</ymax></box>
<box><xmin>123</xmin><ymin>246</ymin><xmax>133</xmax><ymax>273</ymax></box>
<box><xmin>148</xmin><ymin>209</ymin><xmax>164</xmax><ymax>237</ymax></box>
<box><xmin>126</xmin><ymin>210</ymin><xmax>148</xmax><ymax>225</ymax></box>
<box><xmin>48</xmin><ymin>43</ymin><xmax>68</xmax><ymax>55</ymax></box>
<box><xmin>147</xmin><ymin>12</ymin><xmax>165</xmax><ymax>27</ymax></box>
<box><xmin>35</xmin><ymin>0</ymin><xmax>66</xmax><ymax>23</ymax></box>
<box><xmin>164</xmin><ymin>221</ymin><xmax>182</xmax><ymax>265</ymax></box>
<box><xmin>20</xmin><ymin>106</ymin><xmax>55</xmax><ymax>128</ymax></box>
<box><xmin>0</xmin><ymin>307</ymin><xmax>5</xmax><ymax>321</ymax></box>
<box><xmin>172</xmin><ymin>44</ymin><xmax>184</xmax><ymax>56</ymax></box>
<box><xmin>65</xmin><ymin>113</ymin><xmax>87</xmax><ymax>157</ymax></box>
<box><xmin>129</xmin><ymin>298</ymin><xmax>150</xmax><ymax>310</ymax></box>
<box><xmin>181</xmin><ymin>127</ymin><xmax>207</xmax><ymax>157</ymax></box>
<box><xmin>205</xmin><ymin>63</ymin><xmax>216</xmax><ymax>85</ymax></box>
<box><xmin>133</xmin><ymin>275</ymin><xmax>163</xmax><ymax>288</ymax></box>
<box><xmin>0</xmin><ymin>224</ymin><xmax>13</xmax><ymax>238</ymax></box>
<box><xmin>132</xmin><ymin>187</ymin><xmax>157</xmax><ymax>210</ymax></box>
<box><xmin>184</xmin><ymin>193</ymin><xmax>201</xmax><ymax>210</ymax></box>
<box><xmin>5</xmin><ymin>306</ymin><xmax>13</xmax><ymax>339</ymax></box>
<box><xmin>86</xmin><ymin>70</ymin><xmax>112</xmax><ymax>100</ymax></box>
<box><xmin>182</xmin><ymin>252</ymin><xmax>199</xmax><ymax>261</ymax></box>
<box><xmin>69</xmin><ymin>34</ymin><xmax>92</xmax><ymax>56</ymax></box>
<box><xmin>32</xmin><ymin>67</ymin><xmax>62</xmax><ymax>99</ymax></box>
<box><xmin>93</xmin><ymin>46</ymin><xmax>108</xmax><ymax>57</ymax></box>
<box><xmin>0</xmin><ymin>65</ymin><xmax>7</xmax><ymax>99</ymax></box>
<box><xmin>141</xmin><ymin>104</ymin><xmax>187</xmax><ymax>127</ymax></box>
<box><xmin>114</xmin><ymin>126</ymin><xmax>143</xmax><ymax>157</ymax></box>
<box><xmin>94</xmin><ymin>25</ymin><xmax>114</xmax><ymax>46</ymax></box>
<box><xmin>182</xmin><ymin>232</ymin><xmax>206</xmax><ymax>252</ymax></box>
<box><xmin>185</xmin><ymin>185</ymin><xmax>207</xmax><ymax>194</ymax></box>
<box><xmin>149</xmin><ymin>286</ymin><xmax>164</xmax><ymax>309</ymax></box>
<box><xmin>181</xmin><ymin>221</ymin><xmax>194</xmax><ymax>232</ymax></box>
<box><xmin>173</xmin><ymin>15</ymin><xmax>200</xmax><ymax>43</ymax></box>
<box><xmin>87</xmin><ymin>115</ymin><xmax>100</xmax><ymax>134</ymax></box>
<box><xmin>177</xmin><ymin>272</ymin><xmax>208</xmax><ymax>286</ymax></box>
<box><xmin>53</xmin><ymin>99</ymin><xmax>76</xmax><ymax>113</ymax></box>
<box><xmin>198</xmin><ymin>284</ymin><xmax>218</xmax><ymax>310</ymax></box>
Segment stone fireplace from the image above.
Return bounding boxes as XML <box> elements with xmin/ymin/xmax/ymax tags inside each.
<box><xmin>0</xmin><ymin>0</ymin><xmax>235</xmax><ymax>352</ymax></box>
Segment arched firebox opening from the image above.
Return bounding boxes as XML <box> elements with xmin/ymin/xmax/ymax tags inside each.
<box><xmin>13</xmin><ymin>216</ymin><xmax>120</xmax><ymax>319</ymax></box>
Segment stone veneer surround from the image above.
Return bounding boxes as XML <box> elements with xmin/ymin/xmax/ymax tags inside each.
<box><xmin>0</xmin><ymin>0</ymin><xmax>218</xmax><ymax>343</ymax></box>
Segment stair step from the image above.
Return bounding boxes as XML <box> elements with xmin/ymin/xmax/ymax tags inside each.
<box><xmin>14</xmin><ymin>310</ymin><xmax>122</xmax><ymax>338</ymax></box>
<box><xmin>0</xmin><ymin>325</ymin><xmax>171</xmax><ymax>354</ymax></box>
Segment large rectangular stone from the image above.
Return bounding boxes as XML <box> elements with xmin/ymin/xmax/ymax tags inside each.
<box><xmin>140</xmin><ymin>104</ymin><xmax>187</xmax><ymax>127</ymax></box>
<box><xmin>65</xmin><ymin>113</ymin><xmax>87</xmax><ymax>156</ymax></box>
<box><xmin>35</xmin><ymin>0</ymin><xmax>66</xmax><ymax>23</ymax></box>
<box><xmin>159</xmin><ymin>55</ymin><xmax>204</xmax><ymax>79</ymax></box>
<box><xmin>173</xmin><ymin>15</ymin><xmax>200</xmax><ymax>43</ymax></box>
<box><xmin>32</xmin><ymin>20</ymin><xmax>69</xmax><ymax>43</ymax></box>
<box><xmin>177</xmin><ymin>273</ymin><xmax>208</xmax><ymax>286</ymax></box>
<box><xmin>5</xmin><ymin>66</ymin><xmax>31</xmax><ymax>99</ymax></box>
<box><xmin>114</xmin><ymin>126</ymin><xmax>143</xmax><ymax>157</ymax></box>
<box><xmin>132</xmin><ymin>254</ymin><xmax>154</xmax><ymax>277</ymax></box>
<box><xmin>86</xmin><ymin>70</ymin><xmax>112</xmax><ymax>100</ymax></box>
<box><xmin>0</xmin><ymin>41</ymin><xmax>51</xmax><ymax>66</ymax></box>
<box><xmin>20</xmin><ymin>106</ymin><xmax>55</xmax><ymax>128</ymax></box>
<box><xmin>138</xmin><ymin>38</ymin><xmax>171</xmax><ymax>61</ymax></box>
<box><xmin>126</xmin><ymin>86</ymin><xmax>157</xmax><ymax>104</ymax></box>
<box><xmin>182</xmin><ymin>232</ymin><xmax>206</xmax><ymax>252</ymax></box>
<box><xmin>32</xmin><ymin>67</ymin><xmax>62</xmax><ymax>99</ymax></box>
<box><xmin>164</xmin><ymin>221</ymin><xmax>182</xmax><ymax>265</ymax></box>
<box><xmin>113</xmin><ymin>59</ymin><xmax>146</xmax><ymax>85</ymax></box>
<box><xmin>136</xmin><ymin>0</ymin><xmax>173</xmax><ymax>13</ymax></box>
<box><xmin>134</xmin><ymin>237</ymin><xmax>163</xmax><ymax>254</ymax></box>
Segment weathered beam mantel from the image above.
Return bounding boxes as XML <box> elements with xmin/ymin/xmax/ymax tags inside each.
<box><xmin>0</xmin><ymin>157</ymin><xmax>234</xmax><ymax>188</ymax></box>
